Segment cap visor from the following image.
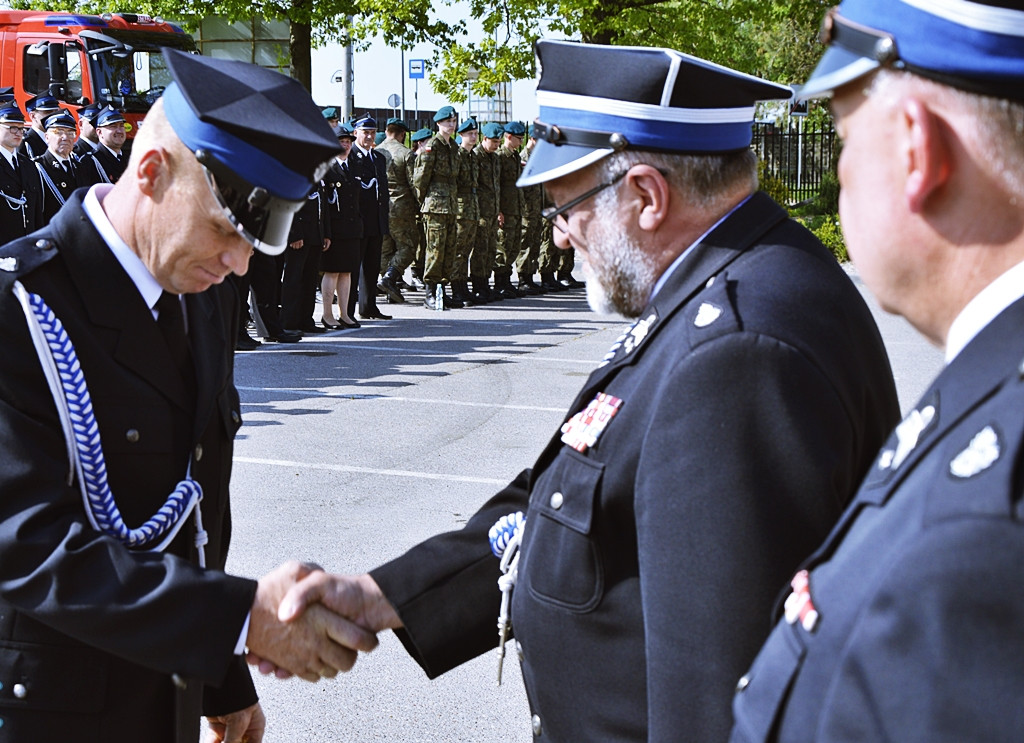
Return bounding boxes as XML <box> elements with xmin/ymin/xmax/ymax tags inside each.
<box><xmin>517</xmin><ymin>140</ymin><xmax>614</xmax><ymax>187</ymax></box>
<box><xmin>797</xmin><ymin>46</ymin><xmax>881</xmax><ymax>101</ymax></box>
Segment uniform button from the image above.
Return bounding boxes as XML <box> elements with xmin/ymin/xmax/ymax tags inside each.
<box><xmin>34</xmin><ymin>239</ymin><xmax>50</xmax><ymax>250</ymax></box>
<box><xmin>549</xmin><ymin>492</ymin><xmax>563</xmax><ymax>510</ymax></box>
<box><xmin>736</xmin><ymin>675</ymin><xmax>750</xmax><ymax>692</ymax></box>
<box><xmin>12</xmin><ymin>683</ymin><xmax>26</xmax><ymax>699</ymax></box>
<box><xmin>706</xmin><ymin>276</ymin><xmax>715</xmax><ymax>288</ymax></box>
<box><xmin>531</xmin><ymin>714</ymin><xmax>542</xmax><ymax>737</ymax></box>
<box><xmin>194</xmin><ymin>444</ymin><xmax>203</xmax><ymax>462</ymax></box>
<box><xmin>125</xmin><ymin>428</ymin><xmax>140</xmax><ymax>443</ymax></box>
<box><xmin>231</xmin><ymin>410</ymin><xmax>241</xmax><ymax>425</ymax></box>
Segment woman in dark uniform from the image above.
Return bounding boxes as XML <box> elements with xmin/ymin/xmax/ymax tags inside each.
<box><xmin>320</xmin><ymin>123</ymin><xmax>363</xmax><ymax>329</ymax></box>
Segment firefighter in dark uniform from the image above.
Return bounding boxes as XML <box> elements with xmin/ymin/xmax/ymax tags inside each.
<box><xmin>19</xmin><ymin>93</ymin><xmax>59</xmax><ymax>160</ymax></box>
<box><xmin>81</xmin><ymin>107</ymin><xmax>129</xmax><ymax>184</ymax></box>
<box><xmin>0</xmin><ymin>48</ymin><xmax>376</xmax><ymax>742</ymax></box>
<box><xmin>273</xmin><ymin>40</ymin><xmax>901</xmax><ymax>742</ymax></box>
<box><xmin>730</xmin><ymin>4</ymin><xmax>1024</xmax><ymax>742</ymax></box>
<box><xmin>35</xmin><ymin>111</ymin><xmax>84</xmax><ymax>224</ymax></box>
<box><xmin>0</xmin><ymin>105</ymin><xmax>43</xmax><ymax>245</ymax></box>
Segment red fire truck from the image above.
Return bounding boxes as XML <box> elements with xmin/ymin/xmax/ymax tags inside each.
<box><xmin>0</xmin><ymin>10</ymin><xmax>196</xmax><ymax>135</ymax></box>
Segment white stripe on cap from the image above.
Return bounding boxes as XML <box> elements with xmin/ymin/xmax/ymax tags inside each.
<box><xmin>900</xmin><ymin>0</ymin><xmax>1024</xmax><ymax>36</ymax></box>
<box><xmin>537</xmin><ymin>90</ymin><xmax>755</xmax><ymax>125</ymax></box>
<box><xmin>662</xmin><ymin>54</ymin><xmax>682</xmax><ymax>108</ymax></box>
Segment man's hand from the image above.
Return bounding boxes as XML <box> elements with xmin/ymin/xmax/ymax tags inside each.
<box><xmin>279</xmin><ymin>572</ymin><xmax>402</xmax><ymax>632</ymax></box>
<box><xmin>248</xmin><ymin>573</ymin><xmax>401</xmax><ymax>679</ymax></box>
<box><xmin>245</xmin><ymin>562</ymin><xmax>379</xmax><ymax>682</ymax></box>
<box><xmin>205</xmin><ymin>702</ymin><xmax>266</xmax><ymax>743</ymax></box>
<box><xmin>289</xmin><ymin>239</ymin><xmax>303</xmax><ymax>250</ymax></box>
<box><xmin>322</xmin><ymin>238</ymin><xmax>331</xmax><ymax>251</ymax></box>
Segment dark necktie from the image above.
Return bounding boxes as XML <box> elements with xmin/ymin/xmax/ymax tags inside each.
<box><xmin>156</xmin><ymin>291</ymin><xmax>196</xmax><ymax>402</ymax></box>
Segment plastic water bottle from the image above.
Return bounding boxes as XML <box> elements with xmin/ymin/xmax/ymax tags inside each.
<box><xmin>435</xmin><ymin>283</ymin><xmax>444</xmax><ymax>312</ymax></box>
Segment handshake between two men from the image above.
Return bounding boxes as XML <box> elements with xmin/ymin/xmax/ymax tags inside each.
<box><xmin>246</xmin><ymin>563</ymin><xmax>396</xmax><ymax>680</ymax></box>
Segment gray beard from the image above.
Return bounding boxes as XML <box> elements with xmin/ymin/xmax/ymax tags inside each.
<box><xmin>582</xmin><ymin>206</ymin><xmax>659</xmax><ymax>319</ymax></box>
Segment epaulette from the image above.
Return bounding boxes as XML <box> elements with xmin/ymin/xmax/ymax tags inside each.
<box><xmin>0</xmin><ymin>235</ymin><xmax>59</xmax><ymax>285</ymax></box>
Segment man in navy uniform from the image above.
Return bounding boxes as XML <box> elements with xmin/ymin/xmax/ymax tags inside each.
<box><xmin>72</xmin><ymin>103</ymin><xmax>103</xmax><ymax>160</ymax></box>
<box><xmin>348</xmin><ymin>114</ymin><xmax>392</xmax><ymax>320</ymax></box>
<box><xmin>0</xmin><ymin>105</ymin><xmax>43</xmax><ymax>245</ymax></box>
<box><xmin>19</xmin><ymin>94</ymin><xmax>59</xmax><ymax>160</ymax></box>
<box><xmin>82</xmin><ymin>107</ymin><xmax>129</xmax><ymax>184</ymax></box>
<box><xmin>271</xmin><ymin>40</ymin><xmax>900</xmax><ymax>741</ymax></box>
<box><xmin>35</xmin><ymin>111</ymin><xmax>84</xmax><ymax>224</ymax></box>
<box><xmin>729</xmin><ymin>3</ymin><xmax>1024</xmax><ymax>742</ymax></box>
<box><xmin>0</xmin><ymin>49</ymin><xmax>375</xmax><ymax>743</ymax></box>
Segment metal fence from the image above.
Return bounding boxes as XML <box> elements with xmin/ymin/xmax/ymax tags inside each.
<box><xmin>753</xmin><ymin>120</ymin><xmax>837</xmax><ymax>204</ymax></box>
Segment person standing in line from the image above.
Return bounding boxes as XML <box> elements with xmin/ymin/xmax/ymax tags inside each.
<box><xmin>0</xmin><ymin>105</ymin><xmax>44</xmax><ymax>246</ymax></box>
<box><xmin>348</xmin><ymin>115</ymin><xmax>392</xmax><ymax>321</ymax></box>
<box><xmin>471</xmin><ymin>122</ymin><xmax>504</xmax><ymax>302</ymax></box>
<box><xmin>414</xmin><ymin>106</ymin><xmax>462</xmax><ymax>310</ymax></box>
<box><xmin>376</xmin><ymin>117</ymin><xmax>417</xmax><ymax>303</ymax></box>
<box><xmin>320</xmin><ymin>123</ymin><xmax>363</xmax><ymax>330</ymax></box>
<box><xmin>452</xmin><ymin>117</ymin><xmax>481</xmax><ymax>306</ymax></box>
<box><xmin>493</xmin><ymin>121</ymin><xmax>525</xmax><ymax>299</ymax></box>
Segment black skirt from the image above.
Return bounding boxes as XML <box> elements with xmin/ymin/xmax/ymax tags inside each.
<box><xmin>321</xmin><ymin>236</ymin><xmax>361</xmax><ymax>273</ymax></box>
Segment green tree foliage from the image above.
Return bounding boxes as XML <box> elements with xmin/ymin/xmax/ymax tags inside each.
<box><xmin>14</xmin><ymin>0</ymin><xmax>830</xmax><ymax>100</ymax></box>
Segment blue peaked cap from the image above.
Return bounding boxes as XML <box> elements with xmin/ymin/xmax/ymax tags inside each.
<box><xmin>518</xmin><ymin>40</ymin><xmax>792</xmax><ymax>187</ymax></box>
<box><xmin>799</xmin><ymin>0</ymin><xmax>1024</xmax><ymax>101</ymax></box>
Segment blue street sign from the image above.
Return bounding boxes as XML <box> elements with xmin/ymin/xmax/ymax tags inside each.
<box><xmin>409</xmin><ymin>59</ymin><xmax>425</xmax><ymax>79</ymax></box>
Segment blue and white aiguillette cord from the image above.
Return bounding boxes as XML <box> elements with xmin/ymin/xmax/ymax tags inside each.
<box><xmin>14</xmin><ymin>281</ymin><xmax>208</xmax><ymax>565</ymax></box>
<box><xmin>488</xmin><ymin>511</ymin><xmax>525</xmax><ymax>685</ymax></box>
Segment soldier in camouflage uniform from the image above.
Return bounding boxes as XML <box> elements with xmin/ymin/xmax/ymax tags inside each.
<box><xmin>516</xmin><ymin>126</ymin><xmax>544</xmax><ymax>294</ymax></box>
<box><xmin>452</xmin><ymin>118</ymin><xmax>480</xmax><ymax>305</ymax></box>
<box><xmin>471</xmin><ymin>122</ymin><xmax>504</xmax><ymax>302</ymax></box>
<box><xmin>414</xmin><ymin>105</ymin><xmax>462</xmax><ymax>310</ymax></box>
<box><xmin>493</xmin><ymin>121</ymin><xmax>525</xmax><ymax>299</ymax></box>
<box><xmin>376</xmin><ymin>117</ymin><xmax>417</xmax><ymax>302</ymax></box>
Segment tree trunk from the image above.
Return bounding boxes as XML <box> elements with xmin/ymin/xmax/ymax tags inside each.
<box><xmin>290</xmin><ymin>18</ymin><xmax>312</xmax><ymax>91</ymax></box>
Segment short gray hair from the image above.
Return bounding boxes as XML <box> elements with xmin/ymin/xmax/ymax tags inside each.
<box><xmin>870</xmin><ymin>69</ymin><xmax>1024</xmax><ymax>197</ymax></box>
<box><xmin>596</xmin><ymin>147</ymin><xmax>759</xmax><ymax>210</ymax></box>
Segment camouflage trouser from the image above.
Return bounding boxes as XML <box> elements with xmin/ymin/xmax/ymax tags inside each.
<box><xmin>453</xmin><ymin>216</ymin><xmax>477</xmax><ymax>281</ymax></box>
<box><xmin>471</xmin><ymin>213</ymin><xmax>499</xmax><ymax>278</ymax></box>
<box><xmin>538</xmin><ymin>221</ymin><xmax>558</xmax><ymax>272</ymax></box>
<box><xmin>382</xmin><ymin>217</ymin><xmax>419</xmax><ymax>273</ymax></box>
<box><xmin>423</xmin><ymin>212</ymin><xmax>458</xmax><ymax>284</ymax></box>
<box><xmin>494</xmin><ymin>213</ymin><xmax>522</xmax><ymax>279</ymax></box>
<box><xmin>516</xmin><ymin>212</ymin><xmax>544</xmax><ymax>277</ymax></box>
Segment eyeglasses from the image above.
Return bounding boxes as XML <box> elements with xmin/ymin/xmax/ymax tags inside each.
<box><xmin>541</xmin><ymin>169</ymin><xmax>628</xmax><ymax>229</ymax></box>
<box><xmin>0</xmin><ymin>125</ymin><xmax>26</xmax><ymax>134</ymax></box>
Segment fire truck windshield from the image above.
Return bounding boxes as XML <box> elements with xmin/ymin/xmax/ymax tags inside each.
<box><xmin>85</xmin><ymin>30</ymin><xmax>195</xmax><ymax>113</ymax></box>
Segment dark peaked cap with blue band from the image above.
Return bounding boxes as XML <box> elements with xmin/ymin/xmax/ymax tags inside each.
<box><xmin>161</xmin><ymin>48</ymin><xmax>340</xmax><ymax>255</ymax></box>
<box><xmin>797</xmin><ymin>0</ymin><xmax>1024</xmax><ymax>102</ymax></box>
<box><xmin>518</xmin><ymin>40</ymin><xmax>792</xmax><ymax>187</ymax></box>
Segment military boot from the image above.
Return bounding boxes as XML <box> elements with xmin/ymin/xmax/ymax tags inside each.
<box><xmin>379</xmin><ymin>267</ymin><xmax>406</xmax><ymax>303</ymax></box>
<box><xmin>497</xmin><ymin>274</ymin><xmax>520</xmax><ymax>300</ymax></box>
<box><xmin>441</xmin><ymin>283</ymin><xmax>464</xmax><ymax>309</ymax></box>
<box><xmin>541</xmin><ymin>271</ymin><xmax>566</xmax><ymax>291</ymax></box>
<box><xmin>470</xmin><ymin>276</ymin><xmax>491</xmax><ymax>304</ymax></box>
<box><xmin>453</xmin><ymin>280</ymin><xmax>477</xmax><ymax>306</ymax></box>
<box><xmin>424</xmin><ymin>283</ymin><xmax>439</xmax><ymax>310</ymax></box>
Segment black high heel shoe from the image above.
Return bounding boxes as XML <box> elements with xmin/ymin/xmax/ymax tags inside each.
<box><xmin>322</xmin><ymin>319</ymin><xmax>342</xmax><ymax>330</ymax></box>
<box><xmin>339</xmin><ymin>319</ymin><xmax>360</xmax><ymax>329</ymax></box>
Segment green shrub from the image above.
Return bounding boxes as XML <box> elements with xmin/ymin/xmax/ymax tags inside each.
<box><xmin>800</xmin><ymin>214</ymin><xmax>848</xmax><ymax>263</ymax></box>
<box><xmin>815</xmin><ymin>170</ymin><xmax>840</xmax><ymax>215</ymax></box>
<box><xmin>758</xmin><ymin>159</ymin><xmax>791</xmax><ymax>207</ymax></box>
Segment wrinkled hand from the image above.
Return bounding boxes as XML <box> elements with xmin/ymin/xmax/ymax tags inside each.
<box><xmin>245</xmin><ymin>561</ymin><xmax>379</xmax><ymax>682</ymax></box>
<box><xmin>205</xmin><ymin>702</ymin><xmax>266</xmax><ymax>743</ymax></box>
<box><xmin>249</xmin><ymin>572</ymin><xmax>401</xmax><ymax>679</ymax></box>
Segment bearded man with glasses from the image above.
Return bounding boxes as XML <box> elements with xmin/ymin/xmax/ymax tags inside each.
<box><xmin>272</xmin><ymin>40</ymin><xmax>901</xmax><ymax>741</ymax></box>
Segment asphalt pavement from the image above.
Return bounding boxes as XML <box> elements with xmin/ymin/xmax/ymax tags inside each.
<box><xmin>220</xmin><ymin>268</ymin><xmax>943</xmax><ymax>742</ymax></box>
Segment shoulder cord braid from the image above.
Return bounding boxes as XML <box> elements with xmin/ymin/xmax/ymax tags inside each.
<box><xmin>13</xmin><ymin>280</ymin><xmax>208</xmax><ymax>566</ymax></box>
<box><xmin>488</xmin><ymin>511</ymin><xmax>525</xmax><ymax>684</ymax></box>
<box><xmin>36</xmin><ymin>163</ymin><xmax>67</xmax><ymax>208</ymax></box>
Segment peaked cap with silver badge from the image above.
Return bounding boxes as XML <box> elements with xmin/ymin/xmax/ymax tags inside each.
<box><xmin>519</xmin><ymin>40</ymin><xmax>793</xmax><ymax>187</ymax></box>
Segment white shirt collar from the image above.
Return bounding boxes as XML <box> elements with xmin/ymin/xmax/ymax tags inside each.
<box><xmin>945</xmin><ymin>258</ymin><xmax>1024</xmax><ymax>364</ymax></box>
<box><xmin>82</xmin><ymin>184</ymin><xmax>164</xmax><ymax>317</ymax></box>
<box><xmin>649</xmin><ymin>195</ymin><xmax>751</xmax><ymax>301</ymax></box>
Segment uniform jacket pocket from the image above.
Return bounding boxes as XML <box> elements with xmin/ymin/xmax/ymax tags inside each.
<box><xmin>523</xmin><ymin>449</ymin><xmax>604</xmax><ymax>612</ymax></box>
